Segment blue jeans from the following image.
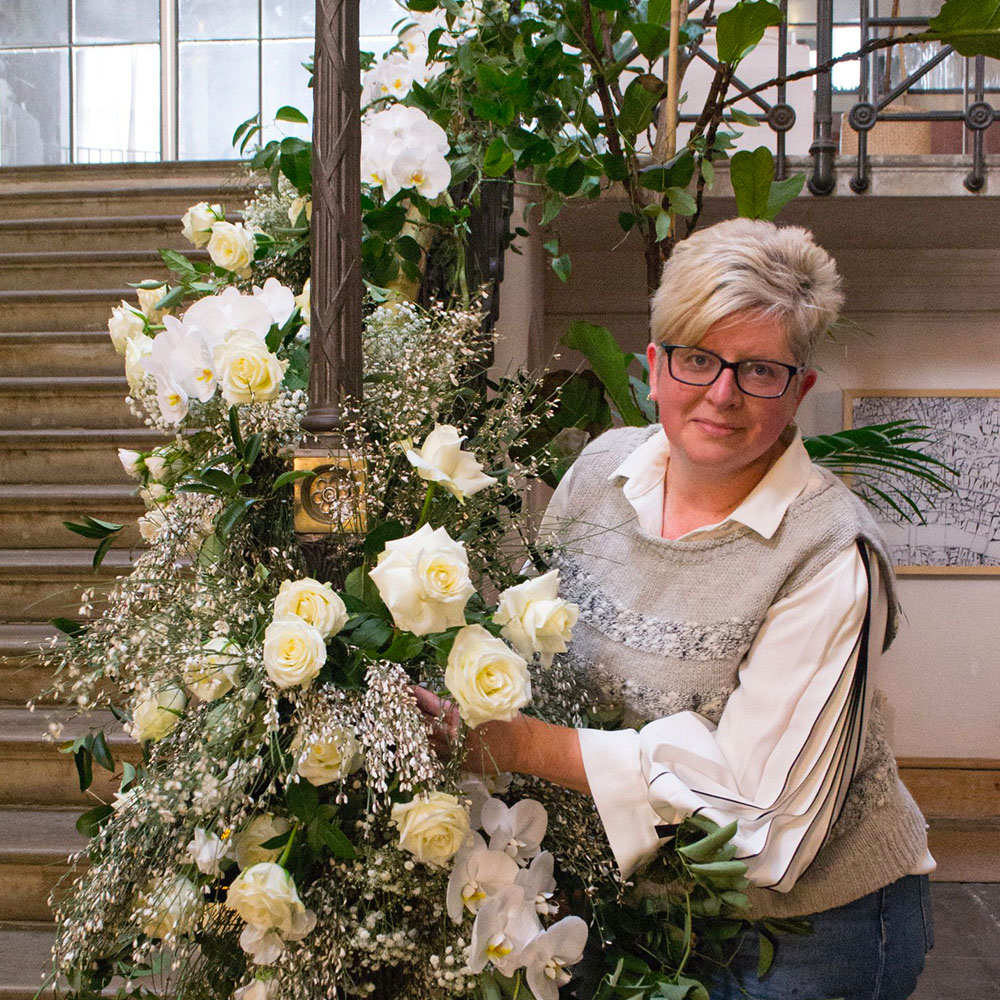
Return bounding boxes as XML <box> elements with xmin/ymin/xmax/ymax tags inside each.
<box><xmin>709</xmin><ymin>875</ymin><xmax>934</xmax><ymax>1000</ymax></box>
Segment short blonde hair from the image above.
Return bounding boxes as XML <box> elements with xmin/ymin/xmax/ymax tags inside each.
<box><xmin>649</xmin><ymin>218</ymin><xmax>843</xmax><ymax>365</ymax></box>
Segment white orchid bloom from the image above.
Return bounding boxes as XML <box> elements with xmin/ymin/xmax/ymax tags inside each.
<box><xmin>252</xmin><ymin>277</ymin><xmax>297</xmax><ymax>328</ymax></box>
<box><xmin>385</xmin><ymin>146</ymin><xmax>453</xmax><ymax>199</ymax></box>
<box><xmin>519</xmin><ymin>916</ymin><xmax>589</xmax><ymax>1000</ymax></box>
<box><xmin>183</xmin><ymin>286</ymin><xmax>273</xmax><ymax>352</ymax></box>
<box><xmin>514</xmin><ymin>850</ymin><xmax>559</xmax><ymax>916</ymax></box>
<box><xmin>480</xmin><ymin>797</ymin><xmax>548</xmax><ymax>866</ymax></box>
<box><xmin>361</xmin><ymin>105</ymin><xmax>450</xmax><ymax>199</ymax></box>
<box><xmin>186</xmin><ymin>827</ymin><xmax>229</xmax><ymax>876</ymax></box>
<box><xmin>466</xmin><ymin>885</ymin><xmax>541</xmax><ymax>976</ymax></box>
<box><xmin>446</xmin><ymin>832</ymin><xmax>520</xmax><ymax>923</ymax></box>
<box><xmin>142</xmin><ymin>316</ymin><xmax>217</xmax><ymax>404</ymax></box>
<box><xmin>362</xmin><ymin>53</ymin><xmax>419</xmax><ymax>104</ymax></box>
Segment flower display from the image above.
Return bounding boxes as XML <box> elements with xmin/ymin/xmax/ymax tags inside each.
<box><xmin>185</xmin><ymin>827</ymin><xmax>229</xmax><ymax>876</ymax></box>
<box><xmin>293</xmin><ymin>726</ymin><xmax>363</xmax><ymax>785</ymax></box>
<box><xmin>519</xmin><ymin>916</ymin><xmax>589</xmax><ymax>1000</ymax></box>
<box><xmin>182</xmin><ymin>636</ymin><xmax>242</xmax><ymax>702</ymax></box>
<box><xmin>391</xmin><ymin>791</ymin><xmax>471</xmax><ymax>867</ymax></box>
<box><xmin>494</xmin><ymin>570</ymin><xmax>580</xmax><ymax>667</ymax></box>
<box><xmin>137</xmin><ymin>875</ymin><xmax>203</xmax><ymax>939</ymax></box>
<box><xmin>466</xmin><ymin>885</ymin><xmax>541</xmax><ymax>976</ymax></box>
<box><xmin>273</xmin><ymin>578</ymin><xmax>348</xmax><ymax>640</ymax></box>
<box><xmin>403</xmin><ymin>424</ymin><xmax>498</xmax><ymax>502</ymax></box>
<box><xmin>118</xmin><ymin>448</ymin><xmax>143</xmax><ymax>479</ymax></box>
<box><xmin>230</xmin><ymin>815</ymin><xmax>292</xmax><ymax>870</ymax></box>
<box><xmin>480</xmin><ymin>796</ymin><xmax>548</xmax><ymax>865</ymax></box>
<box><xmin>108</xmin><ymin>302</ymin><xmax>146</xmax><ymax>354</ymax></box>
<box><xmin>207</xmin><ymin>220</ymin><xmax>255</xmax><ymax>276</ymax></box>
<box><xmin>368</xmin><ymin>523</ymin><xmax>475</xmax><ymax>635</ymax></box>
<box><xmin>446</xmin><ymin>832</ymin><xmax>519</xmax><ymax>922</ymax></box>
<box><xmin>129</xmin><ymin>685</ymin><xmax>186</xmax><ymax>742</ymax></box>
<box><xmin>226</xmin><ymin>862</ymin><xmax>317</xmax><ymax>964</ymax></box>
<box><xmin>360</xmin><ymin>104</ymin><xmax>451</xmax><ymax>200</ymax></box>
<box><xmin>215</xmin><ymin>333</ymin><xmax>287</xmax><ymax>405</ymax></box>
<box><xmin>262</xmin><ymin>619</ymin><xmax>326</xmax><ymax>689</ymax></box>
<box><xmin>444</xmin><ymin>625</ymin><xmax>531</xmax><ymax>729</ymax></box>
<box><xmin>181</xmin><ymin>201</ymin><xmax>222</xmax><ymax>247</ymax></box>
<box><xmin>136</xmin><ymin>282</ymin><xmax>170</xmax><ymax>323</ymax></box>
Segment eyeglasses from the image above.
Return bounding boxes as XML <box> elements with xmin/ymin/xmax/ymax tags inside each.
<box><xmin>659</xmin><ymin>344</ymin><xmax>805</xmax><ymax>399</ymax></box>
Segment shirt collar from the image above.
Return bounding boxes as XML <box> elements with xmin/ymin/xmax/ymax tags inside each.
<box><xmin>608</xmin><ymin>425</ymin><xmax>813</xmax><ymax>540</ymax></box>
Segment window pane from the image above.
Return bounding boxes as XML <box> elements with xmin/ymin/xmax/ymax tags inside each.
<box><xmin>179</xmin><ymin>0</ymin><xmax>259</xmax><ymax>41</ymax></box>
<box><xmin>74</xmin><ymin>0</ymin><xmax>158</xmax><ymax>44</ymax></box>
<box><xmin>0</xmin><ymin>49</ymin><xmax>70</xmax><ymax>164</ymax></box>
<box><xmin>179</xmin><ymin>40</ymin><xmax>258</xmax><ymax>158</ymax></box>
<box><xmin>262</xmin><ymin>38</ymin><xmax>312</xmax><ymax>142</ymax></box>
<box><xmin>361</xmin><ymin>0</ymin><xmax>404</xmax><ymax>37</ymax></box>
<box><xmin>74</xmin><ymin>44</ymin><xmax>160</xmax><ymax>161</ymax></box>
<box><xmin>263</xmin><ymin>0</ymin><xmax>314</xmax><ymax>39</ymax></box>
<box><xmin>0</xmin><ymin>0</ymin><xmax>69</xmax><ymax>47</ymax></box>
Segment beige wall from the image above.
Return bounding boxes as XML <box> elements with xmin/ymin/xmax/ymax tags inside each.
<box><xmin>498</xmin><ymin>183</ymin><xmax>1000</xmax><ymax>760</ymax></box>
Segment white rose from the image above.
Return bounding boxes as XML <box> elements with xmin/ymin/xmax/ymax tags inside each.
<box><xmin>137</xmin><ymin>875</ymin><xmax>203</xmax><ymax>938</ymax></box>
<box><xmin>136</xmin><ymin>283</ymin><xmax>170</xmax><ymax>323</ymax></box>
<box><xmin>293</xmin><ymin>727</ymin><xmax>363</xmax><ymax>786</ymax></box>
<box><xmin>186</xmin><ymin>827</ymin><xmax>229</xmax><ymax>877</ymax></box>
<box><xmin>288</xmin><ymin>196</ymin><xmax>312</xmax><ymax>225</ymax></box>
<box><xmin>368</xmin><ymin>523</ymin><xmax>475</xmax><ymax>636</ymax></box>
<box><xmin>118</xmin><ymin>448</ymin><xmax>144</xmax><ymax>479</ymax></box>
<box><xmin>262</xmin><ymin>619</ymin><xmax>326</xmax><ymax>689</ymax></box>
<box><xmin>294</xmin><ymin>278</ymin><xmax>310</xmax><ymax>320</ymax></box>
<box><xmin>208</xmin><ymin>220</ymin><xmax>255</xmax><ymax>277</ymax></box>
<box><xmin>230</xmin><ymin>814</ymin><xmax>291</xmax><ymax>869</ymax></box>
<box><xmin>137</xmin><ymin>508</ymin><xmax>168</xmax><ymax>543</ymax></box>
<box><xmin>182</xmin><ymin>201</ymin><xmax>222</xmax><ymax>248</ymax></box>
<box><xmin>124</xmin><ymin>334</ymin><xmax>154</xmax><ymax>392</ymax></box>
<box><xmin>445</xmin><ymin>625</ymin><xmax>531</xmax><ymax>729</ymax></box>
<box><xmin>130</xmin><ymin>685</ymin><xmax>186</xmax><ymax>742</ymax></box>
<box><xmin>494</xmin><ymin>570</ymin><xmax>579</xmax><ymax>667</ymax></box>
<box><xmin>214</xmin><ymin>333</ymin><xmax>287</xmax><ymax>405</ymax></box>
<box><xmin>226</xmin><ymin>862</ymin><xmax>316</xmax><ymax>940</ymax></box>
<box><xmin>108</xmin><ymin>301</ymin><xmax>146</xmax><ymax>354</ymax></box>
<box><xmin>183</xmin><ymin>636</ymin><xmax>242</xmax><ymax>702</ymax></box>
<box><xmin>391</xmin><ymin>791</ymin><xmax>471</xmax><ymax>867</ymax></box>
<box><xmin>403</xmin><ymin>424</ymin><xmax>497</xmax><ymax>502</ymax></box>
<box><xmin>273</xmin><ymin>577</ymin><xmax>348</xmax><ymax>640</ymax></box>
<box><xmin>144</xmin><ymin>454</ymin><xmax>168</xmax><ymax>481</ymax></box>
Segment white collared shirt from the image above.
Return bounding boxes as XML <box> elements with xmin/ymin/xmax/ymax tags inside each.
<box><xmin>550</xmin><ymin>427</ymin><xmax>935</xmax><ymax>890</ymax></box>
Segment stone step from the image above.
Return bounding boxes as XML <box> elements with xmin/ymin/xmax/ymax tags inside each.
<box><xmin>0</xmin><ymin>708</ymin><xmax>137</xmax><ymax>807</ymax></box>
<box><xmin>0</xmin><ymin>376</ymin><xmax>141</xmax><ymax>429</ymax></box>
<box><xmin>0</xmin><ymin>625</ymin><xmax>61</xmax><ymax>706</ymax></box>
<box><xmin>0</xmin><ymin>485</ymin><xmax>144</xmax><ymax>549</ymax></box>
<box><xmin>0</xmin><ymin>250</ymin><xmax>204</xmax><ymax>292</ymax></box>
<box><xmin>0</xmin><ymin>921</ymin><xmax>58</xmax><ymax>1000</ymax></box>
<box><xmin>0</xmin><ymin>216</ymin><xmax>186</xmax><ymax>254</ymax></box>
<box><xmin>0</xmin><ymin>428</ymin><xmax>169</xmax><ymax>485</ymax></box>
<box><xmin>0</xmin><ymin>808</ymin><xmax>88</xmax><ymax>922</ymax></box>
<box><xmin>0</xmin><ymin>548</ymin><xmax>136</xmax><ymax>623</ymax></box>
<box><xmin>0</xmin><ymin>290</ymin><xmax>139</xmax><ymax>333</ymax></box>
<box><xmin>0</xmin><ymin>332</ymin><xmax>122</xmax><ymax>378</ymax></box>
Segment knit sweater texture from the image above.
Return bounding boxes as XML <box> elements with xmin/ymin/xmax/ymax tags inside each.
<box><xmin>552</xmin><ymin>425</ymin><xmax>930</xmax><ymax>919</ymax></box>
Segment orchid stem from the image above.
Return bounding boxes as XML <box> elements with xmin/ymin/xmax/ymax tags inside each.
<box><xmin>415</xmin><ymin>483</ymin><xmax>436</xmax><ymax>530</ymax></box>
<box><xmin>278</xmin><ymin>821</ymin><xmax>300</xmax><ymax>868</ymax></box>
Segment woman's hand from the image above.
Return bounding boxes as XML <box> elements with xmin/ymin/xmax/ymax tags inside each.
<box><xmin>412</xmin><ymin>684</ymin><xmax>528</xmax><ymax>775</ymax></box>
<box><xmin>412</xmin><ymin>685</ymin><xmax>590</xmax><ymax>793</ymax></box>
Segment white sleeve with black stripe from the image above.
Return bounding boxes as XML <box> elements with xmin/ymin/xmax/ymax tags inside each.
<box><xmin>577</xmin><ymin>542</ymin><xmax>888</xmax><ymax>890</ymax></box>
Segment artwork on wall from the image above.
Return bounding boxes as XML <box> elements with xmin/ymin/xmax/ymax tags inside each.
<box><xmin>844</xmin><ymin>390</ymin><xmax>1000</xmax><ymax>575</ymax></box>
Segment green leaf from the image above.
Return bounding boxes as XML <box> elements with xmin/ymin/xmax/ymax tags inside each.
<box><xmin>62</xmin><ymin>516</ymin><xmax>123</xmax><ymax>540</ymax></box>
<box><xmin>228</xmin><ymin>406</ymin><xmax>244</xmax><ymax>455</ymax></box>
<box><xmin>730</xmin><ymin>145</ymin><xmax>774</xmax><ymax>219</ymax></box>
<box><xmin>602</xmin><ymin>153</ymin><xmax>629</xmax><ymax>182</ymax></box>
<box><xmin>382</xmin><ymin>632</ymin><xmax>425</xmax><ymax>662</ymax></box>
<box><xmin>546</xmin><ymin>160</ymin><xmax>586</xmax><ymax>196</ymax></box>
<box><xmin>216</xmin><ymin>498</ymin><xmax>258</xmax><ymax>540</ymax></box>
<box><xmin>666</xmin><ymin>185</ymin><xmax>698</xmax><ymax>217</ymax></box>
<box><xmin>348</xmin><ymin>616</ymin><xmax>393</xmax><ymax>650</ymax></box>
<box><xmin>92</xmin><ymin>535</ymin><xmax>116</xmax><ymax>571</ymax></box>
<box><xmin>479</xmin><ymin>973</ymin><xmax>502</xmax><ymax>1000</ymax></box>
<box><xmin>716</xmin><ymin>0</ymin><xmax>784</xmax><ymax>65</ymax></box>
<box><xmin>275</xmin><ymin>105</ymin><xmax>308</xmax><ymax>124</ymax></box>
<box><xmin>76</xmin><ymin>804</ymin><xmax>113</xmax><ymax>838</ymax></box>
<box><xmin>729</xmin><ymin>107</ymin><xmax>761</xmax><ymax>127</ymax></box>
<box><xmin>654</xmin><ymin>207</ymin><xmax>672</xmax><ymax>242</ymax></box>
<box><xmin>365</xmin><ymin>203</ymin><xmax>408</xmax><ymax>240</ymax></box>
<box><xmin>316</xmin><ymin>820</ymin><xmax>357</xmax><ymax>859</ymax></box>
<box><xmin>589</xmin><ymin>0</ymin><xmax>629</xmax><ymax>9</ymax></box>
<box><xmin>764</xmin><ymin>172</ymin><xmax>805</xmax><ymax>220</ymax></box>
<box><xmin>159</xmin><ymin>248</ymin><xmax>198</xmax><ymax>278</ymax></box>
<box><xmin>483</xmin><ymin>137</ymin><xmax>515</xmax><ymax>178</ymax></box>
<box><xmin>928</xmin><ymin>0</ymin><xmax>1000</xmax><ymax>58</ymax></box>
<box><xmin>243</xmin><ymin>433</ymin><xmax>263</xmax><ymax>468</ymax></box>
<box><xmin>50</xmin><ymin>617</ymin><xmax>84</xmax><ymax>636</ymax></box>
<box><xmin>551</xmin><ymin>253</ymin><xmax>572</xmax><ymax>283</ymax></box>
<box><xmin>638</xmin><ymin>148</ymin><xmax>695</xmax><ymax>192</ymax></box>
<box><xmin>561</xmin><ymin>322</ymin><xmax>645</xmax><ymax>426</ymax></box>
<box><xmin>471</xmin><ymin>94</ymin><xmax>516</xmax><ymax>126</ymax></box>
<box><xmin>273</xmin><ymin>469</ymin><xmax>313</xmax><ymax>491</ymax></box>
<box><xmin>630</xmin><ymin>22</ymin><xmax>673</xmax><ymax>61</ymax></box>
<box><xmin>153</xmin><ymin>284</ymin><xmax>189</xmax><ymax>311</ymax></box>
<box><xmin>619</xmin><ymin>75</ymin><xmax>665</xmax><ymax>138</ymax></box>
<box><xmin>364</xmin><ymin>519</ymin><xmax>406</xmax><ymax>559</ymax></box>
<box><xmin>91</xmin><ymin>730</ymin><xmax>115</xmax><ymax>772</ymax></box>
<box><xmin>74</xmin><ymin>746</ymin><xmax>93</xmax><ymax>793</ymax></box>
<box><xmin>618</xmin><ymin>211</ymin><xmax>637</xmax><ymax>231</ymax></box>
<box><xmin>285</xmin><ymin>779</ymin><xmax>319</xmax><ymax>821</ymax></box>
<box><xmin>757</xmin><ymin>931</ymin><xmax>776</xmax><ymax>978</ymax></box>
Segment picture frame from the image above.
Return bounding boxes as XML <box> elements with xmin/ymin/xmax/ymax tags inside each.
<box><xmin>843</xmin><ymin>389</ymin><xmax>1000</xmax><ymax>575</ymax></box>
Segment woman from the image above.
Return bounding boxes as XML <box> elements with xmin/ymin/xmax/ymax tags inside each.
<box><xmin>417</xmin><ymin>218</ymin><xmax>934</xmax><ymax>999</ymax></box>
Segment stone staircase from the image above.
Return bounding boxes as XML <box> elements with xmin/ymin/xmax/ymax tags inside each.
<box><xmin>0</xmin><ymin>161</ymin><xmax>254</xmax><ymax>999</ymax></box>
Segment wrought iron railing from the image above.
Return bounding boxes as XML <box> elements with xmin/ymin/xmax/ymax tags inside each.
<box><xmin>677</xmin><ymin>0</ymin><xmax>998</xmax><ymax>194</ymax></box>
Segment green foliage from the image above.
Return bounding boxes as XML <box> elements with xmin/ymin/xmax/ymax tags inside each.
<box><xmin>561</xmin><ymin>322</ymin><xmax>647</xmax><ymax>426</ymax></box>
<box><xmin>928</xmin><ymin>0</ymin><xmax>1000</xmax><ymax>58</ymax></box>
<box><xmin>730</xmin><ymin>147</ymin><xmax>805</xmax><ymax>221</ymax></box>
<box><xmin>62</xmin><ymin>516</ymin><xmax>124</xmax><ymax>570</ymax></box>
<box><xmin>715</xmin><ymin>0</ymin><xmax>784</xmax><ymax>65</ymax></box>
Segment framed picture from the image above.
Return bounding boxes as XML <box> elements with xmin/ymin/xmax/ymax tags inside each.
<box><xmin>843</xmin><ymin>390</ymin><xmax>1000</xmax><ymax>575</ymax></box>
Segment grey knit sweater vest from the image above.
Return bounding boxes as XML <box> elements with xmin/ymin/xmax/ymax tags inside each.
<box><xmin>552</xmin><ymin>426</ymin><xmax>929</xmax><ymax>918</ymax></box>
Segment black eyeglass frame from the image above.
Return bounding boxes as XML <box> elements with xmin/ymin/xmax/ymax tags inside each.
<box><xmin>658</xmin><ymin>343</ymin><xmax>806</xmax><ymax>399</ymax></box>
